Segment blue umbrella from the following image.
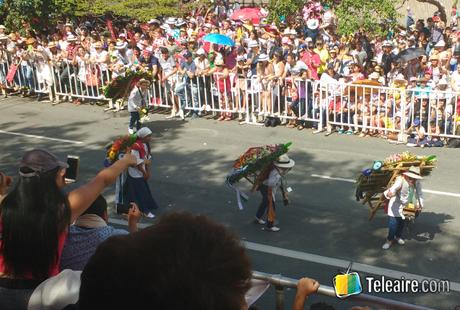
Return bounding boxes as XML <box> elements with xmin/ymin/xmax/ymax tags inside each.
<box><xmin>203</xmin><ymin>33</ymin><xmax>235</xmax><ymax>47</ymax></box>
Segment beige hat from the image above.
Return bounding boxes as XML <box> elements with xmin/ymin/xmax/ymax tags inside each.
<box><xmin>369</xmin><ymin>72</ymin><xmax>379</xmax><ymax>80</ymax></box>
<box><xmin>274</xmin><ymin>154</ymin><xmax>295</xmax><ymax>169</ymax></box>
<box><xmin>403</xmin><ymin>166</ymin><xmax>423</xmax><ymax>180</ymax></box>
<box><xmin>0</xmin><ymin>25</ymin><xmax>6</xmax><ymax>30</ymax></box>
<box><xmin>215</xmin><ymin>57</ymin><xmax>224</xmax><ymax>66</ymax></box>
<box><xmin>138</xmin><ymin>78</ymin><xmax>151</xmax><ymax>86</ymax></box>
<box><xmin>394</xmin><ymin>73</ymin><xmax>406</xmax><ymax>82</ymax></box>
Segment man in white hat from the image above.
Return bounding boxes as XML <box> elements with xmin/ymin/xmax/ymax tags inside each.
<box><xmin>381</xmin><ymin>40</ymin><xmax>395</xmax><ymax>76</ymax></box>
<box><xmin>255</xmin><ymin>154</ymin><xmax>295</xmax><ymax>232</ymax></box>
<box><xmin>114</xmin><ymin>40</ymin><xmax>133</xmax><ymax>68</ymax></box>
<box><xmin>382</xmin><ymin>166</ymin><xmax>424</xmax><ymax>250</ymax></box>
<box><xmin>128</xmin><ymin>79</ymin><xmax>150</xmax><ymax>134</ymax></box>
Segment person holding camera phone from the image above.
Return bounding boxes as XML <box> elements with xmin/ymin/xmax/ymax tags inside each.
<box><xmin>254</xmin><ymin>155</ymin><xmax>295</xmax><ymax>232</ymax></box>
<box><xmin>60</xmin><ymin>195</ymin><xmax>141</xmax><ymax>271</ymax></box>
<box><xmin>123</xmin><ymin>127</ymin><xmax>159</xmax><ymax>218</ymax></box>
<box><xmin>0</xmin><ymin>149</ymin><xmax>137</xmax><ymax>310</ymax></box>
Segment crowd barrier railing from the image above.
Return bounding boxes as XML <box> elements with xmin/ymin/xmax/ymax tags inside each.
<box><xmin>253</xmin><ymin>271</ymin><xmax>435</xmax><ymax>310</ymax></box>
<box><xmin>1</xmin><ymin>51</ymin><xmax>459</xmax><ymax>140</ymax></box>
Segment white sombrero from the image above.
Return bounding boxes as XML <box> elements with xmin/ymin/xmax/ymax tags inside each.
<box><xmin>274</xmin><ymin>154</ymin><xmax>295</xmax><ymax>169</ymax></box>
<box><xmin>403</xmin><ymin>166</ymin><xmax>423</xmax><ymax>180</ymax></box>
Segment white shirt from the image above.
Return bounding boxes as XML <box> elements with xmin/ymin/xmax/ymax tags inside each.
<box><xmin>384</xmin><ymin>176</ymin><xmax>423</xmax><ymax>218</ymax></box>
<box><xmin>128</xmin><ymin>144</ymin><xmax>151</xmax><ymax>178</ymax></box>
<box><xmin>127</xmin><ymin>87</ymin><xmax>148</xmax><ymax>112</ymax></box>
<box><xmin>263</xmin><ymin>168</ymin><xmax>283</xmax><ymax>201</ymax></box>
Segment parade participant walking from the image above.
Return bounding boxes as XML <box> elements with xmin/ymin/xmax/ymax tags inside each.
<box><xmin>123</xmin><ymin>127</ymin><xmax>159</xmax><ymax>218</ymax></box>
<box><xmin>127</xmin><ymin>79</ymin><xmax>150</xmax><ymax>134</ymax></box>
<box><xmin>255</xmin><ymin>154</ymin><xmax>295</xmax><ymax>232</ymax></box>
<box><xmin>382</xmin><ymin>166</ymin><xmax>424</xmax><ymax>250</ymax></box>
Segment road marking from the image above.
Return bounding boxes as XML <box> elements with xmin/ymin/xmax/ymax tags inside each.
<box><xmin>244</xmin><ymin>241</ymin><xmax>460</xmax><ymax>292</ymax></box>
<box><xmin>107</xmin><ymin>218</ymin><xmax>460</xmax><ymax>292</ymax></box>
<box><xmin>311</xmin><ymin>174</ymin><xmax>460</xmax><ymax>198</ymax></box>
<box><xmin>0</xmin><ymin>129</ymin><xmax>83</xmax><ymax>145</ymax></box>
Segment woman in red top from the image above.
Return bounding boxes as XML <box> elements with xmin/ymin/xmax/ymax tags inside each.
<box><xmin>210</xmin><ymin>57</ymin><xmax>233</xmax><ymax>121</ymax></box>
<box><xmin>0</xmin><ymin>149</ymin><xmax>136</xmax><ymax>310</ymax></box>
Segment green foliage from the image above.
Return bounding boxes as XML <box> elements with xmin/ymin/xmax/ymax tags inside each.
<box><xmin>268</xmin><ymin>0</ymin><xmax>304</xmax><ymax>24</ymax></box>
<box><xmin>268</xmin><ymin>0</ymin><xmax>398</xmax><ymax>36</ymax></box>
<box><xmin>0</xmin><ymin>0</ymin><xmax>212</xmax><ymax>30</ymax></box>
<box><xmin>331</xmin><ymin>0</ymin><xmax>398</xmax><ymax>36</ymax></box>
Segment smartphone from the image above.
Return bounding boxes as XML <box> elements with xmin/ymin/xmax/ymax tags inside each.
<box><xmin>64</xmin><ymin>155</ymin><xmax>80</xmax><ymax>183</ymax></box>
<box><xmin>116</xmin><ymin>203</ymin><xmax>131</xmax><ymax>215</ymax></box>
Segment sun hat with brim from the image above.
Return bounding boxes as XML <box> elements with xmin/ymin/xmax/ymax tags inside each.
<box><xmin>403</xmin><ymin>166</ymin><xmax>423</xmax><ymax>180</ymax></box>
<box><xmin>429</xmin><ymin>54</ymin><xmax>439</xmax><ymax>61</ymax></box>
<box><xmin>382</xmin><ymin>40</ymin><xmax>393</xmax><ymax>47</ymax></box>
<box><xmin>274</xmin><ymin>154</ymin><xmax>295</xmax><ymax>169</ymax></box>
<box><xmin>19</xmin><ymin>149</ymin><xmax>69</xmax><ymax>177</ymax></box>
<box><xmin>137</xmin><ymin>127</ymin><xmax>152</xmax><ymax>138</ymax></box>
<box><xmin>248</xmin><ymin>40</ymin><xmax>259</xmax><ymax>48</ymax></box>
<box><xmin>47</xmin><ymin>42</ymin><xmax>57</xmax><ymax>49</ymax></box>
<box><xmin>0</xmin><ymin>25</ymin><xmax>6</xmax><ymax>30</ymax></box>
<box><xmin>148</xmin><ymin>19</ymin><xmax>160</xmax><ymax>25</ymax></box>
<box><xmin>196</xmin><ymin>48</ymin><xmax>206</xmax><ymax>56</ymax></box>
<box><xmin>394</xmin><ymin>74</ymin><xmax>407</xmax><ymax>82</ymax></box>
<box><xmin>115</xmin><ymin>41</ymin><xmax>128</xmax><ymax>50</ymax></box>
<box><xmin>438</xmin><ymin>78</ymin><xmax>448</xmax><ymax>85</ymax></box>
<box><xmin>258</xmin><ymin>54</ymin><xmax>269</xmax><ymax>62</ymax></box>
<box><xmin>165</xmin><ymin>17</ymin><xmax>177</xmax><ymax>25</ymax></box>
<box><xmin>66</xmin><ymin>34</ymin><xmax>77</xmax><ymax>42</ymax></box>
<box><xmin>138</xmin><ymin>78</ymin><xmax>151</xmax><ymax>86</ymax></box>
<box><xmin>0</xmin><ymin>34</ymin><xmax>8</xmax><ymax>41</ymax></box>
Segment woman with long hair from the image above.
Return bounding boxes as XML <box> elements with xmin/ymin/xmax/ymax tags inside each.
<box><xmin>0</xmin><ymin>149</ymin><xmax>136</xmax><ymax>310</ymax></box>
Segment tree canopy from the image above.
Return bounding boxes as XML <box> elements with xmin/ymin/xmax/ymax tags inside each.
<box><xmin>268</xmin><ymin>0</ymin><xmax>399</xmax><ymax>36</ymax></box>
<box><xmin>0</xmin><ymin>0</ymin><xmax>209</xmax><ymax>30</ymax></box>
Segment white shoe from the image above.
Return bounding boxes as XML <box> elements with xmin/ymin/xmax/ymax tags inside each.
<box><xmin>313</xmin><ymin>129</ymin><xmax>324</xmax><ymax>134</ymax></box>
<box><xmin>255</xmin><ymin>217</ymin><xmax>266</xmax><ymax>225</ymax></box>
<box><xmin>145</xmin><ymin>212</ymin><xmax>155</xmax><ymax>219</ymax></box>
<box><xmin>165</xmin><ymin>111</ymin><xmax>176</xmax><ymax>119</ymax></box>
<box><xmin>128</xmin><ymin>128</ymin><xmax>134</xmax><ymax>134</ymax></box>
<box><xmin>185</xmin><ymin>111</ymin><xmax>192</xmax><ymax>117</ymax></box>
<box><xmin>382</xmin><ymin>242</ymin><xmax>392</xmax><ymax>250</ymax></box>
<box><xmin>178</xmin><ymin>109</ymin><xmax>185</xmax><ymax>120</ymax></box>
<box><xmin>396</xmin><ymin>238</ymin><xmax>405</xmax><ymax>245</ymax></box>
<box><xmin>267</xmin><ymin>226</ymin><xmax>280</xmax><ymax>232</ymax></box>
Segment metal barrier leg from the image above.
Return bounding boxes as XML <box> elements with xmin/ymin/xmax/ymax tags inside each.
<box><xmin>275</xmin><ymin>285</ymin><xmax>284</xmax><ymax>310</ymax></box>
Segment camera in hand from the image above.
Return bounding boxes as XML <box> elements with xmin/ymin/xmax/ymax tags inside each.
<box><xmin>116</xmin><ymin>203</ymin><xmax>132</xmax><ymax>215</ymax></box>
<box><xmin>64</xmin><ymin>156</ymin><xmax>79</xmax><ymax>183</ymax></box>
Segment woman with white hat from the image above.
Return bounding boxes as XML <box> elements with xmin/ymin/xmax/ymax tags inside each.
<box><xmin>121</xmin><ymin>127</ymin><xmax>158</xmax><ymax>219</ymax></box>
<box><xmin>255</xmin><ymin>154</ymin><xmax>295</xmax><ymax>232</ymax></box>
<box><xmin>256</xmin><ymin>53</ymin><xmax>274</xmax><ymax>119</ymax></box>
<box><xmin>382</xmin><ymin>166</ymin><xmax>424</xmax><ymax>250</ymax></box>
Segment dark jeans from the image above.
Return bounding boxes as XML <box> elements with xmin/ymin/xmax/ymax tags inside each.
<box><xmin>129</xmin><ymin>112</ymin><xmax>140</xmax><ymax>130</ymax></box>
<box><xmin>256</xmin><ymin>184</ymin><xmax>276</xmax><ymax>227</ymax></box>
<box><xmin>387</xmin><ymin>216</ymin><xmax>405</xmax><ymax>241</ymax></box>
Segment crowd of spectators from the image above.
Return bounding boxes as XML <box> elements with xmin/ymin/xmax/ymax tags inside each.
<box><xmin>1</xmin><ymin>1</ymin><xmax>460</xmax><ymax>145</ymax></box>
<box><xmin>1</xmin><ymin>157</ymin><xmax>373</xmax><ymax>310</ymax></box>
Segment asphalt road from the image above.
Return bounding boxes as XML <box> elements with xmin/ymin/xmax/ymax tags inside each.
<box><xmin>0</xmin><ymin>97</ymin><xmax>459</xmax><ymax>309</ymax></box>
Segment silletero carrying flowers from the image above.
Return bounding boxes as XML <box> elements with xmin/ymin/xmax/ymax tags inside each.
<box><xmin>104</xmin><ymin>134</ymin><xmax>138</xmax><ymax>167</ymax></box>
<box><xmin>226</xmin><ymin>142</ymin><xmax>292</xmax><ymax>210</ymax></box>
